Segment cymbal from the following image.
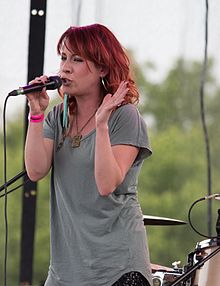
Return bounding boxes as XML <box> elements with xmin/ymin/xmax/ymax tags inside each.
<box><xmin>143</xmin><ymin>215</ymin><xmax>186</xmax><ymax>226</ymax></box>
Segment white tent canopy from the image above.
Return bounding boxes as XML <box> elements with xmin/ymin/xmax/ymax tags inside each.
<box><xmin>0</xmin><ymin>0</ymin><xmax>220</xmax><ymax>117</ymax></box>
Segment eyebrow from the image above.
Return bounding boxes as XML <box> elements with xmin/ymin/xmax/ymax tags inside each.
<box><xmin>60</xmin><ymin>50</ymin><xmax>80</xmax><ymax>57</ymax></box>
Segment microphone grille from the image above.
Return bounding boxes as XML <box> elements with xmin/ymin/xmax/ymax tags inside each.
<box><xmin>48</xmin><ymin>76</ymin><xmax>62</xmax><ymax>90</ymax></box>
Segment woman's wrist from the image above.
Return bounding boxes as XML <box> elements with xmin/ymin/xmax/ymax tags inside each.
<box><xmin>29</xmin><ymin>113</ymin><xmax>45</xmax><ymax>123</ymax></box>
<box><xmin>96</xmin><ymin>124</ymin><xmax>109</xmax><ymax>133</ymax></box>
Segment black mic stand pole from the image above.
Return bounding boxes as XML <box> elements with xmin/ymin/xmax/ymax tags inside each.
<box><xmin>0</xmin><ymin>170</ymin><xmax>27</xmax><ymax>195</ymax></box>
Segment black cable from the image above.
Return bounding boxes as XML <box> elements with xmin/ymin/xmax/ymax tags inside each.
<box><xmin>188</xmin><ymin>196</ymin><xmax>210</xmax><ymax>238</ymax></box>
<box><xmin>188</xmin><ymin>194</ymin><xmax>220</xmax><ymax>239</ymax></box>
<box><xmin>2</xmin><ymin>94</ymin><xmax>11</xmax><ymax>286</ymax></box>
<box><xmin>199</xmin><ymin>0</ymin><xmax>212</xmax><ymax>236</ymax></box>
<box><xmin>2</xmin><ymin>97</ymin><xmax>29</xmax><ymax>286</ymax></box>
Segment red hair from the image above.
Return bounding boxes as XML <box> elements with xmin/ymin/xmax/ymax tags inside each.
<box><xmin>57</xmin><ymin>24</ymin><xmax>139</xmax><ymax>105</ymax></box>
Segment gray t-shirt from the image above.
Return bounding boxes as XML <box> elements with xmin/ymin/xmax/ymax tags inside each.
<box><xmin>43</xmin><ymin>103</ymin><xmax>152</xmax><ymax>286</ymax></box>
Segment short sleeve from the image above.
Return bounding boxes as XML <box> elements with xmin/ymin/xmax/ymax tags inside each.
<box><xmin>43</xmin><ymin>105</ymin><xmax>62</xmax><ymax>140</ymax></box>
<box><xmin>108</xmin><ymin>104</ymin><xmax>152</xmax><ymax>161</ymax></box>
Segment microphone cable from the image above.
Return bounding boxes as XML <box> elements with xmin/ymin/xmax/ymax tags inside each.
<box><xmin>1</xmin><ymin>94</ymin><xmax>29</xmax><ymax>286</ymax></box>
<box><xmin>2</xmin><ymin>94</ymin><xmax>11</xmax><ymax>286</ymax></box>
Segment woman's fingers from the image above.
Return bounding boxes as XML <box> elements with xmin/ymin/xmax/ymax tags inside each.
<box><xmin>29</xmin><ymin>75</ymin><xmax>49</xmax><ymax>85</ymax></box>
<box><xmin>96</xmin><ymin>81</ymin><xmax>129</xmax><ymax>126</ymax></box>
<box><xmin>26</xmin><ymin>75</ymin><xmax>50</xmax><ymax>114</ymax></box>
<box><xmin>107</xmin><ymin>81</ymin><xmax>129</xmax><ymax>107</ymax></box>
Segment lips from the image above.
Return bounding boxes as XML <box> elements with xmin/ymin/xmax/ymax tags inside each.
<box><xmin>61</xmin><ymin>77</ymin><xmax>72</xmax><ymax>86</ymax></box>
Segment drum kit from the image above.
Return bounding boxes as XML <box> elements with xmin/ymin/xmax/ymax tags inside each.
<box><xmin>144</xmin><ymin>211</ymin><xmax>220</xmax><ymax>286</ymax></box>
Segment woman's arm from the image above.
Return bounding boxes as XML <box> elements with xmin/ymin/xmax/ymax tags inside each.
<box><xmin>24</xmin><ymin>75</ymin><xmax>54</xmax><ymax>181</ymax></box>
<box><xmin>25</xmin><ymin>122</ymin><xmax>53</xmax><ymax>181</ymax></box>
<box><xmin>95</xmin><ymin>124</ymin><xmax>138</xmax><ymax>196</ymax></box>
<box><xmin>95</xmin><ymin>81</ymin><xmax>138</xmax><ymax>196</ymax></box>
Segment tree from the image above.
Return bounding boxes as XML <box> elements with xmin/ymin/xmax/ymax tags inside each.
<box><xmin>134</xmin><ymin>57</ymin><xmax>220</xmax><ymax>269</ymax></box>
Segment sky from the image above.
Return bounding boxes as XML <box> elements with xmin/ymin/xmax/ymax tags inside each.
<box><xmin>0</xmin><ymin>0</ymin><xmax>220</xmax><ymax>119</ymax></box>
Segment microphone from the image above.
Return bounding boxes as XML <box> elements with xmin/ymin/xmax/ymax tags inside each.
<box><xmin>204</xmin><ymin>194</ymin><xmax>220</xmax><ymax>200</ymax></box>
<box><xmin>9</xmin><ymin>76</ymin><xmax>62</xmax><ymax>96</ymax></box>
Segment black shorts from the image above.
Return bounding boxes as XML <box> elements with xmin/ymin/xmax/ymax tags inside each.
<box><xmin>112</xmin><ymin>271</ymin><xmax>151</xmax><ymax>286</ymax></box>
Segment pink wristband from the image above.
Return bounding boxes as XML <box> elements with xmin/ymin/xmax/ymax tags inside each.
<box><xmin>29</xmin><ymin>113</ymin><xmax>44</xmax><ymax>123</ymax></box>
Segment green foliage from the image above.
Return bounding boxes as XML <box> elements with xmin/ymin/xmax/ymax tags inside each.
<box><xmin>138</xmin><ymin>126</ymin><xmax>209</xmax><ymax>267</ymax></box>
<box><xmin>0</xmin><ymin>114</ymin><xmax>50</xmax><ymax>285</ymax></box>
<box><xmin>33</xmin><ymin>176</ymin><xmax>50</xmax><ymax>285</ymax></box>
<box><xmin>140</xmin><ymin>58</ymin><xmax>216</xmax><ymax>131</ymax></box>
<box><xmin>135</xmin><ymin>57</ymin><xmax>220</xmax><ymax>270</ymax></box>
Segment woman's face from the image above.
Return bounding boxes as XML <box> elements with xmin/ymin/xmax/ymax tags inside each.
<box><xmin>59</xmin><ymin>42</ymin><xmax>103</xmax><ymax>98</ymax></box>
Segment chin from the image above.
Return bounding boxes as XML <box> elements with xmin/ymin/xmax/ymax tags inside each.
<box><xmin>62</xmin><ymin>86</ymin><xmax>74</xmax><ymax>95</ymax></box>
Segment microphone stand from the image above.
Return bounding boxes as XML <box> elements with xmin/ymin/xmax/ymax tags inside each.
<box><xmin>0</xmin><ymin>170</ymin><xmax>27</xmax><ymax>196</ymax></box>
<box><xmin>170</xmin><ymin>208</ymin><xmax>220</xmax><ymax>286</ymax></box>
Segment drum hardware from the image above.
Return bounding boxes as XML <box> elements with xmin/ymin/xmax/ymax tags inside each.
<box><xmin>152</xmin><ymin>261</ymin><xmax>184</xmax><ymax>286</ymax></box>
<box><xmin>169</xmin><ymin>203</ymin><xmax>220</xmax><ymax>286</ymax></box>
<box><xmin>152</xmin><ymin>270</ymin><xmax>184</xmax><ymax>286</ymax></box>
<box><xmin>168</xmin><ymin>242</ymin><xmax>220</xmax><ymax>286</ymax></box>
<box><xmin>151</xmin><ymin>196</ymin><xmax>220</xmax><ymax>286</ymax></box>
<box><xmin>216</xmin><ymin>209</ymin><xmax>220</xmax><ymax>246</ymax></box>
<box><xmin>172</xmin><ymin>261</ymin><xmax>181</xmax><ymax>270</ymax></box>
<box><xmin>182</xmin><ymin>251</ymin><xmax>194</xmax><ymax>286</ymax></box>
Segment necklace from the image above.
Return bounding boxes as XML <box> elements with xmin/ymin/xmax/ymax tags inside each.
<box><xmin>71</xmin><ymin>106</ymin><xmax>97</xmax><ymax>148</ymax></box>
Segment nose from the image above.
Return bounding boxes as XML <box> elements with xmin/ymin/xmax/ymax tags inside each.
<box><xmin>60</xmin><ymin>60</ymin><xmax>72</xmax><ymax>74</ymax></box>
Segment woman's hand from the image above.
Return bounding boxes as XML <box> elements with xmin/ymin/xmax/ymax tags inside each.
<box><xmin>96</xmin><ymin>81</ymin><xmax>129</xmax><ymax>127</ymax></box>
<box><xmin>26</xmin><ymin>75</ymin><xmax>50</xmax><ymax>115</ymax></box>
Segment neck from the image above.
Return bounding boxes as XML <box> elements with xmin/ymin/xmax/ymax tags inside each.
<box><xmin>74</xmin><ymin>95</ymin><xmax>102</xmax><ymax>116</ymax></box>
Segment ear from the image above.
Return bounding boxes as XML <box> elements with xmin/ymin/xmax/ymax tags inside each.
<box><xmin>99</xmin><ymin>66</ymin><xmax>108</xmax><ymax>78</ymax></box>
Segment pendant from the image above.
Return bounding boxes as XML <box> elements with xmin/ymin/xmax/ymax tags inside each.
<box><xmin>71</xmin><ymin>134</ymin><xmax>82</xmax><ymax>148</ymax></box>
